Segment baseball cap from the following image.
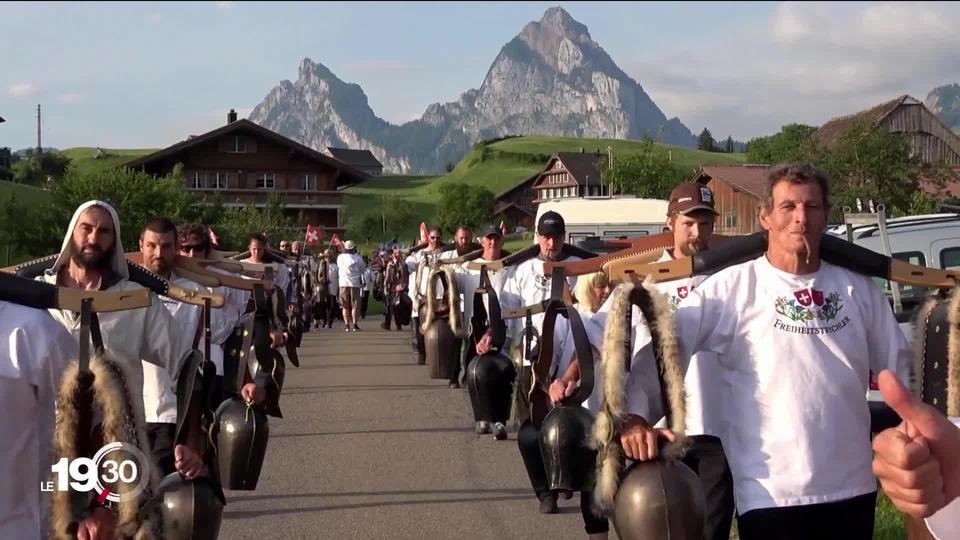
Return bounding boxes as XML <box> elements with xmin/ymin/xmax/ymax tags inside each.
<box><xmin>344</xmin><ymin>240</ymin><xmax>356</xmax><ymax>251</ymax></box>
<box><xmin>668</xmin><ymin>182</ymin><xmax>719</xmax><ymax>216</ymax></box>
<box><xmin>481</xmin><ymin>223</ymin><xmax>503</xmax><ymax>238</ymax></box>
<box><xmin>537</xmin><ymin>211</ymin><xmax>565</xmax><ymax>236</ymax></box>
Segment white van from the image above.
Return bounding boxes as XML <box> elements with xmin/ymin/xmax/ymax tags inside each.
<box><xmin>534</xmin><ymin>196</ymin><xmax>669</xmax><ymax>246</ymax></box>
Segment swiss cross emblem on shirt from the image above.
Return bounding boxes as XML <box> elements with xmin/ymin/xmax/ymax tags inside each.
<box><xmin>793</xmin><ymin>288</ymin><xmax>824</xmax><ymax>306</ymax></box>
<box><xmin>676</xmin><ymin>285</ymin><xmax>689</xmax><ymax>299</ymax></box>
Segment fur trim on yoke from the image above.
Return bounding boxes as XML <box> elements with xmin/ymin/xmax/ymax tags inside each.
<box><xmin>594</xmin><ymin>282</ymin><xmax>634</xmax><ymax>512</ymax></box>
<box><xmin>947</xmin><ymin>286</ymin><xmax>960</xmax><ymax>417</ymax></box>
<box><xmin>420</xmin><ymin>266</ymin><xmax>464</xmax><ymax>336</ymax></box>
<box><xmin>50</xmin><ymin>353</ymin><xmax>161</xmax><ymax>540</ymax></box>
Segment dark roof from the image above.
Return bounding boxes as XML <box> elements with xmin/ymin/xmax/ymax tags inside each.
<box><xmin>326</xmin><ymin>147</ymin><xmax>383</xmax><ymax>169</ymax></box>
<box><xmin>813</xmin><ymin>95</ymin><xmax>911</xmax><ymax>149</ymax></box>
<box><xmin>493</xmin><ymin>201</ymin><xmax>535</xmax><ymax>216</ymax></box>
<box><xmin>124</xmin><ymin>119</ymin><xmax>370</xmax><ymax>187</ymax></box>
<box><xmin>690</xmin><ymin>164</ymin><xmax>771</xmax><ymax>199</ymax></box>
<box><xmin>554</xmin><ymin>152</ymin><xmax>605</xmax><ymax>186</ymax></box>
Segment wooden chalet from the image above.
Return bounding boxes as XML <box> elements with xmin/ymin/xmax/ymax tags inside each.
<box><xmin>688</xmin><ymin>164</ymin><xmax>771</xmax><ymax>235</ymax></box>
<box><xmin>125</xmin><ymin>110</ymin><xmax>369</xmax><ymax>234</ymax></box>
<box><xmin>814</xmin><ymin>95</ymin><xmax>960</xmax><ymax>166</ymax></box>
<box><xmin>493</xmin><ymin>150</ymin><xmax>609</xmax><ymax>228</ymax></box>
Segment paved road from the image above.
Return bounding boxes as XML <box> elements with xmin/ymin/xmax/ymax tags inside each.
<box><xmin>219</xmin><ymin>323</ymin><xmax>602</xmax><ymax>540</ymax></box>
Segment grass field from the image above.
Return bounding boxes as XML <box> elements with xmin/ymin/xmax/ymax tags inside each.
<box><xmin>59</xmin><ymin>147</ymin><xmax>156</xmax><ymax>175</ymax></box>
<box><xmin>0</xmin><ymin>179</ymin><xmax>53</xmax><ymax>206</ymax></box>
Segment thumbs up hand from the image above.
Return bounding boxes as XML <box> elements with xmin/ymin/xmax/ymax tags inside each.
<box><xmin>872</xmin><ymin>370</ymin><xmax>960</xmax><ymax>518</ymax></box>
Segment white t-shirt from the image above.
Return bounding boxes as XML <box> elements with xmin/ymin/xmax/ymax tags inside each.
<box><xmin>405</xmin><ymin>248</ymin><xmax>453</xmax><ymax>316</ymax></box>
<box><xmin>674</xmin><ymin>255</ymin><xmax>912</xmax><ymax>514</ymax></box>
<box><xmin>326</xmin><ymin>263</ymin><xmax>340</xmax><ymax>296</ymax></box>
<box><xmin>501</xmin><ymin>254</ymin><xmax>580</xmax><ymax>366</ymax></box>
<box><xmin>337</xmin><ymin>252</ymin><xmax>366</xmax><ymax>288</ymax></box>
<box><xmin>645</xmin><ymin>251</ymin><xmax>724</xmax><ymax>438</ymax></box>
<box><xmin>0</xmin><ymin>302</ymin><xmax>77</xmax><ymax>540</ymax></box>
<box><xmin>454</xmin><ymin>256</ymin><xmax>508</xmax><ymax>334</ymax></box>
<box><xmin>362</xmin><ymin>269</ymin><xmax>374</xmax><ymax>292</ymax></box>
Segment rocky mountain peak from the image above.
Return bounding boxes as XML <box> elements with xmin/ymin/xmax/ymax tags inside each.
<box><xmin>925</xmin><ymin>83</ymin><xmax>960</xmax><ymax>132</ymax></box>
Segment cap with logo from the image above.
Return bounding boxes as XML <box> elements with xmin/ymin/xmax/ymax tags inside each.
<box><xmin>667</xmin><ymin>182</ymin><xmax>719</xmax><ymax>216</ymax></box>
<box><xmin>537</xmin><ymin>211</ymin><xmax>566</xmax><ymax>236</ymax></box>
<box><xmin>481</xmin><ymin>223</ymin><xmax>503</xmax><ymax>238</ymax></box>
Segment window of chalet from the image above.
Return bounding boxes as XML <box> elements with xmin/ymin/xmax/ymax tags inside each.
<box><xmin>192</xmin><ymin>172</ymin><xmax>207</xmax><ymax>189</ymax></box>
<box><xmin>256</xmin><ymin>172</ymin><xmax>275</xmax><ymax>190</ymax></box>
<box><xmin>301</xmin><ymin>174</ymin><xmax>317</xmax><ymax>191</ymax></box>
<box><xmin>724</xmin><ymin>208</ymin><xmax>737</xmax><ymax>229</ymax></box>
<box><xmin>211</xmin><ymin>172</ymin><xmax>227</xmax><ymax>190</ymax></box>
<box><xmin>227</xmin><ymin>136</ymin><xmax>246</xmax><ymax>153</ymax></box>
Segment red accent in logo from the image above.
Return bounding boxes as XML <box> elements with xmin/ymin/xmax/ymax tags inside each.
<box><xmin>794</xmin><ymin>288</ymin><xmax>812</xmax><ymax>306</ymax></box>
<box><xmin>97</xmin><ymin>488</ymin><xmax>111</xmax><ymax>504</ymax></box>
<box><xmin>677</xmin><ymin>286</ymin><xmax>689</xmax><ymax>299</ymax></box>
<box><xmin>811</xmin><ymin>289</ymin><xmax>824</xmax><ymax>306</ymax></box>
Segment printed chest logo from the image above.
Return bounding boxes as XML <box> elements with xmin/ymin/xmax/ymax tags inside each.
<box><xmin>668</xmin><ymin>285</ymin><xmax>690</xmax><ymax>312</ymax></box>
<box><xmin>535</xmin><ymin>274</ymin><xmax>551</xmax><ymax>291</ymax></box>
<box><xmin>773</xmin><ymin>287</ymin><xmax>850</xmax><ymax>334</ymax></box>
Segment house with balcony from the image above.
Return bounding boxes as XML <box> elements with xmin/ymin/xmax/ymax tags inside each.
<box><xmin>124</xmin><ymin>110</ymin><xmax>369</xmax><ymax>233</ymax></box>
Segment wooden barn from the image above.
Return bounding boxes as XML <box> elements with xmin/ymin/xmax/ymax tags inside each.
<box><xmin>814</xmin><ymin>95</ymin><xmax>960</xmax><ymax>166</ymax></box>
<box><xmin>688</xmin><ymin>164</ymin><xmax>770</xmax><ymax>235</ymax></box>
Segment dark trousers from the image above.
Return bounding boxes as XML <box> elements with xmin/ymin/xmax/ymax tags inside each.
<box><xmin>681</xmin><ymin>435</ymin><xmax>735</xmax><ymax>540</ymax></box>
<box><xmin>147</xmin><ymin>422</ymin><xmax>176</xmax><ymax>477</ymax></box>
<box><xmin>360</xmin><ymin>291</ymin><xmax>370</xmax><ymax>319</ymax></box>
<box><xmin>737</xmin><ymin>491</ymin><xmax>877</xmax><ymax>540</ymax></box>
<box><xmin>449</xmin><ymin>338</ymin><xmax>462</xmax><ymax>385</ymax></box>
<box><xmin>411</xmin><ymin>315</ymin><xmax>425</xmax><ymax>362</ymax></box>
<box><xmin>324</xmin><ymin>295</ymin><xmax>339</xmax><ymax>327</ymax></box>
<box><xmin>383</xmin><ymin>298</ymin><xmax>402</xmax><ymax>329</ymax></box>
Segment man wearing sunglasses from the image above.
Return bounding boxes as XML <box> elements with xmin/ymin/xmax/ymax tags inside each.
<box><xmin>405</xmin><ymin>228</ymin><xmax>453</xmax><ymax>365</ymax></box>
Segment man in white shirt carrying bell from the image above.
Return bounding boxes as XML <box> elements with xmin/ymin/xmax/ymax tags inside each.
<box><xmin>635</xmin><ymin>164</ymin><xmax>912</xmax><ymax>539</ymax></box>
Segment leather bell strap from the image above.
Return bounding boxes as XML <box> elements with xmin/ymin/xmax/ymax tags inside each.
<box><xmin>536</xmin><ymin>300</ymin><xmax>595</xmax><ymax>406</ymax></box>
<box><xmin>471</xmin><ymin>265</ymin><xmax>506</xmax><ymax>350</ymax></box>
<box><xmin>78</xmin><ymin>297</ymin><xmax>105</xmax><ymax>375</ymax></box>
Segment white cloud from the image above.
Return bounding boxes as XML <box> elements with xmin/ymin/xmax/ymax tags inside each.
<box><xmin>625</xmin><ymin>1</ymin><xmax>960</xmax><ymax>140</ymax></box>
<box><xmin>8</xmin><ymin>82</ymin><xmax>43</xmax><ymax>98</ymax></box>
<box><xmin>215</xmin><ymin>1</ymin><xmax>234</xmax><ymax>9</ymax></box>
<box><xmin>55</xmin><ymin>93</ymin><xmax>83</xmax><ymax>104</ymax></box>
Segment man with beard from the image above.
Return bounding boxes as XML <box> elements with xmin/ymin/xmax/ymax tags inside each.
<box><xmin>455</xmin><ymin>223</ymin><xmax>510</xmax><ymax>438</ymax></box>
<box><xmin>549</xmin><ymin>183</ymin><xmax>734</xmax><ymax>540</ymax></box>
<box><xmin>137</xmin><ymin>218</ymin><xmax>209</xmax><ymax>479</ymax></box>
<box><xmin>382</xmin><ymin>246</ymin><xmax>408</xmax><ymax>331</ymax></box>
<box><xmin>37</xmin><ymin>201</ymin><xmax>192</xmax><ymax>535</ymax></box>
<box><xmin>0</xmin><ymin>302</ymin><xmax>116</xmax><ymax>539</ymax></box>
<box><xmin>406</xmin><ymin>228</ymin><xmax>454</xmax><ymax>363</ymax></box>
<box><xmin>500</xmin><ymin>211</ymin><xmax>582</xmax><ymax>514</ymax></box>
<box><xmin>278</xmin><ymin>240</ymin><xmax>290</xmax><ymax>256</ymax></box>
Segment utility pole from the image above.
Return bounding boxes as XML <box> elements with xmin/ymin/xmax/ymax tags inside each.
<box><xmin>36</xmin><ymin>104</ymin><xmax>42</xmax><ymax>166</ymax></box>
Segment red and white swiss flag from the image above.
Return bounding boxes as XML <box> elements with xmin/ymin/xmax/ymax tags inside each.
<box><xmin>419</xmin><ymin>222</ymin><xmax>428</xmax><ymax>243</ymax></box>
<box><xmin>330</xmin><ymin>233</ymin><xmax>344</xmax><ymax>248</ymax></box>
<box><xmin>208</xmin><ymin>227</ymin><xmax>220</xmax><ymax>247</ymax></box>
<box><xmin>305</xmin><ymin>225</ymin><xmax>321</xmax><ymax>245</ymax></box>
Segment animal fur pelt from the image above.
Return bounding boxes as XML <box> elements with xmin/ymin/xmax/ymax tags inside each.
<box><xmin>50</xmin><ymin>353</ymin><xmax>161</xmax><ymax>540</ymax></box>
<box><xmin>414</xmin><ymin>258</ymin><xmax>429</xmax><ymax>303</ymax></box>
<box><xmin>420</xmin><ymin>266</ymin><xmax>464</xmax><ymax>337</ymax></box>
<box><xmin>593</xmin><ymin>277</ymin><xmax>689</xmax><ymax>512</ymax></box>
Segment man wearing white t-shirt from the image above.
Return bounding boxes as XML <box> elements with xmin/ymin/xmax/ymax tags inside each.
<box><xmin>641</xmin><ymin>164</ymin><xmax>911</xmax><ymax>538</ymax></box>
<box><xmin>337</xmin><ymin>240</ymin><xmax>366</xmax><ymax>332</ymax></box>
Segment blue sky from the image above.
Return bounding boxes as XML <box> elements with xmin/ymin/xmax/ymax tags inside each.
<box><xmin>1</xmin><ymin>1</ymin><xmax>956</xmax><ymax>150</ymax></box>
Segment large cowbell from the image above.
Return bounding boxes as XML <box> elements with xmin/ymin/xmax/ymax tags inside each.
<box><xmin>917</xmin><ymin>294</ymin><xmax>956</xmax><ymax>416</ymax></box>
<box><xmin>395</xmin><ymin>293</ymin><xmax>412</xmax><ymax>326</ymax></box>
<box><xmin>211</xmin><ymin>397</ymin><xmax>270</xmax><ymax>490</ymax></box>
<box><xmin>537</xmin><ymin>301</ymin><xmax>596</xmax><ymax>493</ymax></box>
<box><xmin>158</xmin><ymin>473</ymin><xmax>225</xmax><ymax>540</ymax></box>
<box><xmin>613</xmin><ymin>459</ymin><xmax>705</xmax><ymax>540</ymax></box>
<box><xmin>465</xmin><ymin>270</ymin><xmax>516</xmax><ymax>423</ymax></box>
<box><xmin>610</xmin><ymin>284</ymin><xmax>706</xmax><ymax>540</ymax></box>
<box><xmin>424</xmin><ymin>271</ymin><xmax>460</xmax><ymax>379</ymax></box>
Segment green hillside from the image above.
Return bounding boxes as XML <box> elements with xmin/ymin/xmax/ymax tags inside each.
<box><xmin>342</xmin><ymin>135</ymin><xmax>747</xmax><ymax>226</ymax></box>
<box><xmin>0</xmin><ymin>179</ymin><xmax>53</xmax><ymax>206</ymax></box>
<box><xmin>59</xmin><ymin>147</ymin><xmax>156</xmax><ymax>175</ymax></box>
